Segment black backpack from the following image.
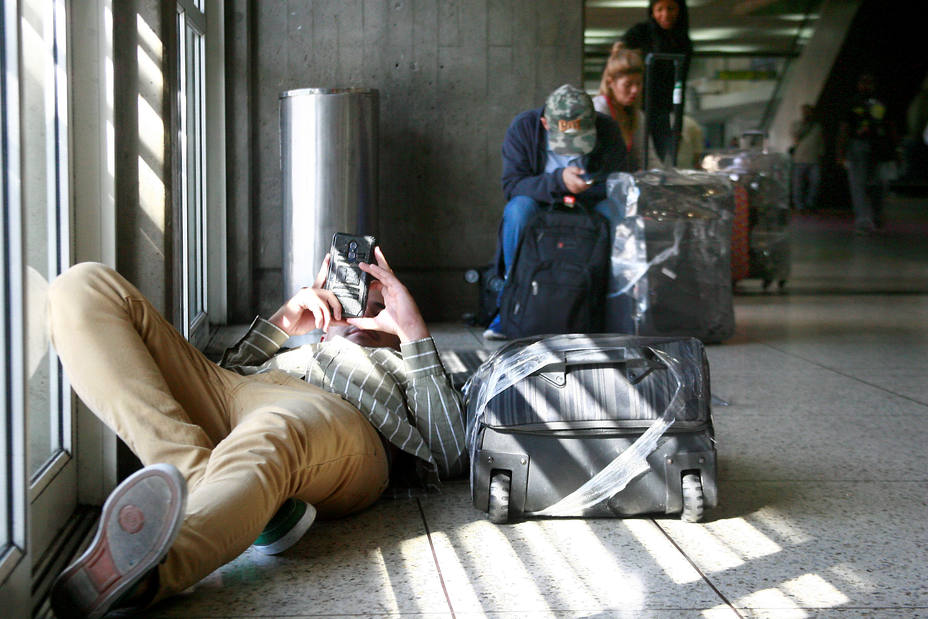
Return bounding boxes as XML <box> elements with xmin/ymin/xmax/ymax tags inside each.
<box><xmin>498</xmin><ymin>202</ymin><xmax>611</xmax><ymax>338</ymax></box>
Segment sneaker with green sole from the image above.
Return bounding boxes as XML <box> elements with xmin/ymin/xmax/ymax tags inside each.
<box><xmin>253</xmin><ymin>498</ymin><xmax>316</xmax><ymax>555</ymax></box>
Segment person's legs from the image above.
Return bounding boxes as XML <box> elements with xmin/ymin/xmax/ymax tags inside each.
<box><xmin>154</xmin><ymin>372</ymin><xmax>388</xmax><ymax>602</ymax></box>
<box><xmin>792</xmin><ymin>163</ymin><xmax>809</xmax><ymax>210</ymax></box>
<box><xmin>846</xmin><ymin>141</ymin><xmax>874</xmax><ymax>231</ymax></box>
<box><xmin>47</xmin><ymin>262</ymin><xmax>241</xmax><ymax>485</ymax></box>
<box><xmin>49</xmin><ymin>263</ymin><xmax>387</xmax><ymax>608</ymax></box>
<box><xmin>807</xmin><ymin>163</ymin><xmax>821</xmax><ymax>210</ymax></box>
<box><xmin>499</xmin><ymin>195</ymin><xmax>542</xmax><ymax>271</ymax></box>
<box><xmin>865</xmin><ymin>159</ymin><xmax>885</xmax><ymax>229</ymax></box>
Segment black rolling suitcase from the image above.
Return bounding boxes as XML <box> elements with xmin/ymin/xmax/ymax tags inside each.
<box><xmin>605</xmin><ymin>170</ymin><xmax>735</xmax><ymax>343</ymax></box>
<box><xmin>464</xmin><ymin>333</ymin><xmax>717</xmax><ymax>523</ymax></box>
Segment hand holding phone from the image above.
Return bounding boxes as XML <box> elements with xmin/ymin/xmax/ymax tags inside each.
<box><xmin>324</xmin><ymin>233</ymin><xmax>376</xmax><ymax>317</ymax></box>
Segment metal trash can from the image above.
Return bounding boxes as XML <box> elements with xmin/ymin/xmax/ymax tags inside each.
<box><xmin>280</xmin><ymin>88</ymin><xmax>379</xmax><ymax>300</ymax></box>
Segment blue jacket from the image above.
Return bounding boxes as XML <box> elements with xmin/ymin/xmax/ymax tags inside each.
<box><xmin>500</xmin><ymin>106</ymin><xmax>628</xmax><ymax>208</ymax></box>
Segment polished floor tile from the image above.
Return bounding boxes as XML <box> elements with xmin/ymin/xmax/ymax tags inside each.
<box><xmin>657</xmin><ymin>481</ymin><xmax>928</xmax><ymax>615</ymax></box>
<box><xmin>419</xmin><ymin>483</ymin><xmax>731</xmax><ymax>616</ymax></box>
<box><xmin>147</xmin><ymin>500</ymin><xmax>450</xmax><ymax>617</ymax></box>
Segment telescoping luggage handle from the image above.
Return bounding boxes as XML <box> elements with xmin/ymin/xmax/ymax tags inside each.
<box><xmin>643</xmin><ymin>52</ymin><xmax>687</xmax><ymax>169</ymax></box>
<box><xmin>464</xmin><ymin>337</ymin><xmax>688</xmax><ymax>517</ymax></box>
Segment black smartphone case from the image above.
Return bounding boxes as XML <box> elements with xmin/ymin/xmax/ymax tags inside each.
<box><xmin>325</xmin><ymin>233</ymin><xmax>376</xmax><ymax>317</ymax></box>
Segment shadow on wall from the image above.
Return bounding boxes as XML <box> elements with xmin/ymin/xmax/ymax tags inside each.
<box><xmin>378</xmin><ymin>121</ymin><xmax>501</xmax><ymax>322</ymax></box>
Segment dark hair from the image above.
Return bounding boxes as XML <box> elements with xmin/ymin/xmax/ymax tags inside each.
<box><xmin>648</xmin><ymin>0</ymin><xmax>691</xmax><ymax>47</ymax></box>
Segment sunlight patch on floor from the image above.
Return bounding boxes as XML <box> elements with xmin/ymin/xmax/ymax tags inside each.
<box><xmin>781</xmin><ymin>573</ymin><xmax>850</xmax><ymax>607</ymax></box>
<box><xmin>623</xmin><ymin>519</ymin><xmax>702</xmax><ymax>584</ymax></box>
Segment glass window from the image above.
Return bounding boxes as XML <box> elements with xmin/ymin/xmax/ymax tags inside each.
<box><xmin>176</xmin><ymin>1</ymin><xmax>208</xmax><ymax>346</ymax></box>
<box><xmin>20</xmin><ymin>0</ymin><xmax>71</xmax><ymax>484</ymax></box>
<box><xmin>1</xmin><ymin>0</ymin><xmax>14</xmax><ymax>564</ymax></box>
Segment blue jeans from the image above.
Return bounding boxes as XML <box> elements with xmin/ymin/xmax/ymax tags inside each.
<box><xmin>488</xmin><ymin>195</ymin><xmax>619</xmax><ymax>332</ymax></box>
<box><xmin>846</xmin><ymin>139</ymin><xmax>884</xmax><ymax>229</ymax></box>
<box><xmin>791</xmin><ymin>162</ymin><xmax>820</xmax><ymax>211</ymax></box>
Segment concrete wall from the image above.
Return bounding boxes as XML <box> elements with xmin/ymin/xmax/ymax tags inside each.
<box><xmin>226</xmin><ymin>0</ymin><xmax>585</xmax><ymax>321</ymax></box>
<box><xmin>113</xmin><ymin>0</ymin><xmax>174</xmax><ymax>315</ymax></box>
<box><xmin>112</xmin><ymin>0</ymin><xmax>181</xmax><ymax>478</ymax></box>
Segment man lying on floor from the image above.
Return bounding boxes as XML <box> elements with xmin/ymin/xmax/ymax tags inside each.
<box><xmin>48</xmin><ymin>246</ymin><xmax>466</xmax><ymax>618</ymax></box>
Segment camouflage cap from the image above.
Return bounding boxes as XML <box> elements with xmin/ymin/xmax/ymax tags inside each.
<box><xmin>544</xmin><ymin>84</ymin><xmax>597</xmax><ymax>156</ymax></box>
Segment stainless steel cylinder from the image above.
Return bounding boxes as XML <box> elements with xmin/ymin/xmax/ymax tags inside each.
<box><xmin>280</xmin><ymin>88</ymin><xmax>379</xmax><ymax>299</ymax></box>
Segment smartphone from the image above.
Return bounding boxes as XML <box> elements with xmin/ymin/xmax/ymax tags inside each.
<box><xmin>580</xmin><ymin>171</ymin><xmax>595</xmax><ymax>185</ymax></box>
<box><xmin>324</xmin><ymin>233</ymin><xmax>377</xmax><ymax>318</ymax></box>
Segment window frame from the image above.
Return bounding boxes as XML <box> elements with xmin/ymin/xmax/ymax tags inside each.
<box><xmin>174</xmin><ymin>0</ymin><xmax>209</xmax><ymax>349</ymax></box>
<box><xmin>0</xmin><ymin>0</ymin><xmax>29</xmax><ymax>587</ymax></box>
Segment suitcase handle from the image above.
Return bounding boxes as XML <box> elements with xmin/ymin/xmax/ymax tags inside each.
<box><xmin>466</xmin><ymin>343</ymin><xmax>685</xmax><ymax>425</ymax></box>
<box><xmin>555</xmin><ymin>344</ymin><xmax>669</xmax><ymax>371</ymax></box>
<box><xmin>643</xmin><ymin>52</ymin><xmax>687</xmax><ymax>169</ymax></box>
<box><xmin>530</xmin><ymin>353</ymin><xmax>666</xmax><ymax>389</ymax></box>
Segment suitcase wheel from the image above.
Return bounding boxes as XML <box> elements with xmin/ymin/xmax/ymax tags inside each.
<box><xmin>681</xmin><ymin>472</ymin><xmax>705</xmax><ymax>523</ymax></box>
<box><xmin>487</xmin><ymin>471</ymin><xmax>511</xmax><ymax>524</ymax></box>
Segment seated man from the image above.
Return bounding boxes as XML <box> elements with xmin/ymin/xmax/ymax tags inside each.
<box><xmin>485</xmin><ymin>83</ymin><xmax>628</xmax><ymax>339</ymax></box>
<box><xmin>48</xmin><ymin>247</ymin><xmax>466</xmax><ymax>617</ymax></box>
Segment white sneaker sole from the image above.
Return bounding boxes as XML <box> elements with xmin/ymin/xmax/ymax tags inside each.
<box><xmin>50</xmin><ymin>464</ymin><xmax>187</xmax><ymax>619</ymax></box>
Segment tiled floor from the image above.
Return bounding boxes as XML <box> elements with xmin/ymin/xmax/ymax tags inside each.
<box><xmin>149</xmin><ymin>195</ymin><xmax>928</xmax><ymax>618</ymax></box>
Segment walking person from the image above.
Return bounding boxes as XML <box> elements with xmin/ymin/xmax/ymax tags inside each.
<box><xmin>837</xmin><ymin>72</ymin><xmax>897</xmax><ymax>233</ymax></box>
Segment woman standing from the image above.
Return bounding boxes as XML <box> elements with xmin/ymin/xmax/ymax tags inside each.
<box><xmin>592</xmin><ymin>44</ymin><xmax>662</xmax><ymax>170</ymax></box>
<box><xmin>621</xmin><ymin>0</ymin><xmax>692</xmax><ymax>163</ymax></box>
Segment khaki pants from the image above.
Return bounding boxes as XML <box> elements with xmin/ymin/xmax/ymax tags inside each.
<box><xmin>47</xmin><ymin>263</ymin><xmax>389</xmax><ymax>601</ymax></box>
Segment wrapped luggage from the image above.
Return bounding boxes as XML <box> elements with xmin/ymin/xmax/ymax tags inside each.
<box><xmin>464</xmin><ymin>333</ymin><xmax>717</xmax><ymax>523</ymax></box>
<box><xmin>701</xmin><ymin>149</ymin><xmax>791</xmax><ymax>289</ymax></box>
<box><xmin>605</xmin><ymin>169</ymin><xmax>735</xmax><ymax>343</ymax></box>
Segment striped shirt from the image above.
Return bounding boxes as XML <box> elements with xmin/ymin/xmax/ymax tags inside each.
<box><xmin>220</xmin><ymin>317</ymin><xmax>467</xmax><ymax>490</ymax></box>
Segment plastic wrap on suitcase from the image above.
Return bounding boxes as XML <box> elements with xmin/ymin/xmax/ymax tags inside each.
<box><xmin>463</xmin><ymin>333</ymin><xmax>716</xmax><ymax>520</ymax></box>
<box><xmin>700</xmin><ymin>149</ymin><xmax>789</xmax><ymax>183</ymax></box>
<box><xmin>701</xmin><ymin>149</ymin><xmax>791</xmax><ymax>287</ymax></box>
<box><xmin>604</xmin><ymin>170</ymin><xmax>735</xmax><ymax>343</ymax></box>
